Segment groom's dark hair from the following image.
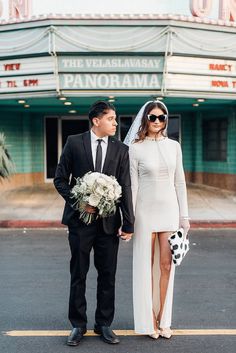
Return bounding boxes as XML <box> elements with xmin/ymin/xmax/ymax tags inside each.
<box><xmin>88</xmin><ymin>100</ymin><xmax>116</xmax><ymax>124</ymax></box>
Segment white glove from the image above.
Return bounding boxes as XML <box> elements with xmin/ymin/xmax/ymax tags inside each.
<box><xmin>180</xmin><ymin>217</ymin><xmax>190</xmax><ymax>238</ymax></box>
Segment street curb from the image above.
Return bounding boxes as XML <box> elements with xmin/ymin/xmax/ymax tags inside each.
<box><xmin>190</xmin><ymin>221</ymin><xmax>236</xmax><ymax>228</ymax></box>
<box><xmin>0</xmin><ymin>220</ymin><xmax>66</xmax><ymax>228</ymax></box>
<box><xmin>0</xmin><ymin>220</ymin><xmax>236</xmax><ymax>229</ymax></box>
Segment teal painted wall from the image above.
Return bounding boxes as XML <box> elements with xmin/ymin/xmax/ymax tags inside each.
<box><xmin>1</xmin><ymin>107</ymin><xmax>236</xmax><ymax>178</ymax></box>
<box><xmin>181</xmin><ymin>109</ymin><xmax>236</xmax><ymax>174</ymax></box>
<box><xmin>227</xmin><ymin>113</ymin><xmax>236</xmax><ymax>173</ymax></box>
<box><xmin>0</xmin><ymin>112</ymin><xmax>44</xmax><ymax>174</ymax></box>
<box><xmin>31</xmin><ymin>114</ymin><xmax>44</xmax><ymax>173</ymax></box>
<box><xmin>181</xmin><ymin>111</ymin><xmax>194</xmax><ymax>172</ymax></box>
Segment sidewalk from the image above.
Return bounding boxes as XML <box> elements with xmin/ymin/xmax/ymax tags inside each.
<box><xmin>0</xmin><ymin>183</ymin><xmax>236</xmax><ymax>228</ymax></box>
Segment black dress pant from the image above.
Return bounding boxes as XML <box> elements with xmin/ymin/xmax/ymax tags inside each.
<box><xmin>68</xmin><ymin>220</ymin><xmax>119</xmax><ymax>328</ymax></box>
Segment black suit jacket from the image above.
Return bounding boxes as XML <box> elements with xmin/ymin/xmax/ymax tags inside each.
<box><xmin>54</xmin><ymin>131</ymin><xmax>134</xmax><ymax>235</ymax></box>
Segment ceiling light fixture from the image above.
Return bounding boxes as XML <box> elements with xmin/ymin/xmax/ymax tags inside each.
<box><xmin>59</xmin><ymin>96</ymin><xmax>67</xmax><ymax>101</ymax></box>
<box><xmin>64</xmin><ymin>101</ymin><xmax>72</xmax><ymax>105</ymax></box>
<box><xmin>193</xmin><ymin>103</ymin><xmax>199</xmax><ymax>107</ymax></box>
<box><xmin>18</xmin><ymin>100</ymin><xmax>26</xmax><ymax>104</ymax></box>
<box><xmin>69</xmin><ymin>110</ymin><xmax>77</xmax><ymax>113</ymax></box>
<box><xmin>24</xmin><ymin>104</ymin><xmax>30</xmax><ymax>108</ymax></box>
<box><xmin>197</xmin><ymin>98</ymin><xmax>205</xmax><ymax>102</ymax></box>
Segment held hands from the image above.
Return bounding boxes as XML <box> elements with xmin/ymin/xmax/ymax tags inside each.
<box><xmin>83</xmin><ymin>207</ymin><xmax>134</xmax><ymax>242</ymax></box>
<box><xmin>180</xmin><ymin>217</ymin><xmax>190</xmax><ymax>238</ymax></box>
<box><xmin>119</xmin><ymin>229</ymin><xmax>133</xmax><ymax>242</ymax></box>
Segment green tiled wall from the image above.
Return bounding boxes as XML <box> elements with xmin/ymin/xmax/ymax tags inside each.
<box><xmin>181</xmin><ymin>109</ymin><xmax>236</xmax><ymax>175</ymax></box>
<box><xmin>0</xmin><ymin>112</ymin><xmax>44</xmax><ymax>174</ymax></box>
<box><xmin>1</xmin><ymin>108</ymin><xmax>235</xmax><ymax>177</ymax></box>
<box><xmin>181</xmin><ymin>111</ymin><xmax>195</xmax><ymax>171</ymax></box>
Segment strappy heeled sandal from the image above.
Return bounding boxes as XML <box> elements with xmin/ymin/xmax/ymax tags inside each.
<box><xmin>148</xmin><ymin>319</ymin><xmax>160</xmax><ymax>339</ymax></box>
<box><xmin>148</xmin><ymin>329</ymin><xmax>160</xmax><ymax>339</ymax></box>
<box><xmin>160</xmin><ymin>327</ymin><xmax>173</xmax><ymax>339</ymax></box>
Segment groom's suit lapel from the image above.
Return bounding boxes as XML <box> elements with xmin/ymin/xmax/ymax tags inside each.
<box><xmin>102</xmin><ymin>136</ymin><xmax>117</xmax><ymax>174</ymax></box>
<box><xmin>82</xmin><ymin>131</ymin><xmax>94</xmax><ymax>171</ymax></box>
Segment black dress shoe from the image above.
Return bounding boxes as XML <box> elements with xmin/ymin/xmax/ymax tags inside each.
<box><xmin>67</xmin><ymin>327</ymin><xmax>87</xmax><ymax>346</ymax></box>
<box><xmin>94</xmin><ymin>324</ymin><xmax>120</xmax><ymax>344</ymax></box>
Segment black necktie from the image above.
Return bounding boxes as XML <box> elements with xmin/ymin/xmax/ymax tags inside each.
<box><xmin>95</xmin><ymin>139</ymin><xmax>103</xmax><ymax>172</ymax></box>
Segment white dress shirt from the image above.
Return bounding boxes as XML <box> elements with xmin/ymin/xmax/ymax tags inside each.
<box><xmin>90</xmin><ymin>130</ymin><xmax>108</xmax><ymax>171</ymax></box>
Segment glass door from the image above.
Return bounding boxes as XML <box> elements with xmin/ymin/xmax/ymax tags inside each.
<box><xmin>45</xmin><ymin>117</ymin><xmax>59</xmax><ymax>179</ymax></box>
<box><xmin>61</xmin><ymin>119</ymin><xmax>89</xmax><ymax>147</ymax></box>
<box><xmin>45</xmin><ymin>116</ymin><xmax>89</xmax><ymax>181</ymax></box>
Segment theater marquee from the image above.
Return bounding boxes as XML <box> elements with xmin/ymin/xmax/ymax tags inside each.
<box><xmin>1</xmin><ymin>55</ymin><xmax>236</xmax><ymax>96</ymax></box>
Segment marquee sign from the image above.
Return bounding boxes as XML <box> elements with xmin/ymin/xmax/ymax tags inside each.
<box><xmin>60</xmin><ymin>73</ymin><xmax>161</xmax><ymax>90</ymax></box>
<box><xmin>1</xmin><ymin>54</ymin><xmax>236</xmax><ymax>95</ymax></box>
<box><xmin>166</xmin><ymin>55</ymin><xmax>236</xmax><ymax>93</ymax></box>
<box><xmin>166</xmin><ymin>73</ymin><xmax>236</xmax><ymax>93</ymax></box>
<box><xmin>0</xmin><ymin>57</ymin><xmax>55</xmax><ymax>76</ymax></box>
<box><xmin>59</xmin><ymin>56</ymin><xmax>163</xmax><ymax>72</ymax></box>
<box><xmin>0</xmin><ymin>56</ymin><xmax>56</xmax><ymax>93</ymax></box>
<box><xmin>0</xmin><ymin>74</ymin><xmax>56</xmax><ymax>93</ymax></box>
<box><xmin>167</xmin><ymin>56</ymin><xmax>236</xmax><ymax>77</ymax></box>
<box><xmin>59</xmin><ymin>56</ymin><xmax>163</xmax><ymax>90</ymax></box>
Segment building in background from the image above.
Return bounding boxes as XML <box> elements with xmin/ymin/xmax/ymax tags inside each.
<box><xmin>0</xmin><ymin>1</ymin><xmax>236</xmax><ymax>191</ymax></box>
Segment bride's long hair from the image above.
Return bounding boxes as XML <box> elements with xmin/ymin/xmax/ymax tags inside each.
<box><xmin>134</xmin><ymin>101</ymin><xmax>168</xmax><ymax>143</ymax></box>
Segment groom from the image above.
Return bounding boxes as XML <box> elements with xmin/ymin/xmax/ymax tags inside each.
<box><xmin>54</xmin><ymin>101</ymin><xmax>134</xmax><ymax>346</ymax></box>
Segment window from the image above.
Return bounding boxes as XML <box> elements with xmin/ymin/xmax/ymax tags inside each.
<box><xmin>202</xmin><ymin>119</ymin><xmax>227</xmax><ymax>161</ymax></box>
<box><xmin>61</xmin><ymin>119</ymin><xmax>89</xmax><ymax>147</ymax></box>
<box><xmin>45</xmin><ymin>116</ymin><xmax>89</xmax><ymax>180</ymax></box>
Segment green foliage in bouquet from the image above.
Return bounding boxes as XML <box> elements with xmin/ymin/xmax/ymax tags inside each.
<box><xmin>0</xmin><ymin>133</ymin><xmax>15</xmax><ymax>180</ymax></box>
<box><xmin>71</xmin><ymin>172</ymin><xmax>122</xmax><ymax>225</ymax></box>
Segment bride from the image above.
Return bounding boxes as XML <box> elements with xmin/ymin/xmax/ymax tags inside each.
<box><xmin>124</xmin><ymin>100</ymin><xmax>190</xmax><ymax>339</ymax></box>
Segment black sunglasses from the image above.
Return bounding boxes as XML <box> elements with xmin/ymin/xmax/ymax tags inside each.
<box><xmin>147</xmin><ymin>114</ymin><xmax>168</xmax><ymax>123</ymax></box>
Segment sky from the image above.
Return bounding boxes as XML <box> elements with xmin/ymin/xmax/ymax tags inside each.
<box><xmin>0</xmin><ymin>0</ymin><xmax>219</xmax><ymax>19</ymax></box>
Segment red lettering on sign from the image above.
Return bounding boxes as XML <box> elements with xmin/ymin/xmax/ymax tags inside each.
<box><xmin>7</xmin><ymin>80</ymin><xmax>17</xmax><ymax>88</ymax></box>
<box><xmin>232</xmin><ymin>81</ymin><xmax>236</xmax><ymax>88</ymax></box>
<box><xmin>211</xmin><ymin>80</ymin><xmax>229</xmax><ymax>87</ymax></box>
<box><xmin>209</xmin><ymin>64</ymin><xmax>232</xmax><ymax>71</ymax></box>
<box><xmin>4</xmin><ymin>63</ymin><xmax>21</xmax><ymax>71</ymax></box>
<box><xmin>23</xmin><ymin>79</ymin><xmax>38</xmax><ymax>87</ymax></box>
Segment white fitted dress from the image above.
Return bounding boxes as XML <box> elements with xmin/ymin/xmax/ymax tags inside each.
<box><xmin>129</xmin><ymin>137</ymin><xmax>189</xmax><ymax>334</ymax></box>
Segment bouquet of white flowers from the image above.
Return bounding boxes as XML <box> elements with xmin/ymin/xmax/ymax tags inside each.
<box><xmin>70</xmin><ymin>172</ymin><xmax>122</xmax><ymax>225</ymax></box>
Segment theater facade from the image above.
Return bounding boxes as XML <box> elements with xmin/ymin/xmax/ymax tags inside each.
<box><xmin>0</xmin><ymin>13</ymin><xmax>236</xmax><ymax>191</ymax></box>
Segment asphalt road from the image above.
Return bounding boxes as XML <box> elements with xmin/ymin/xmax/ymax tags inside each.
<box><xmin>0</xmin><ymin>228</ymin><xmax>235</xmax><ymax>353</ymax></box>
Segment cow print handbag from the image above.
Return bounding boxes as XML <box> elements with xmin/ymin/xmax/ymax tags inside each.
<box><xmin>168</xmin><ymin>228</ymin><xmax>190</xmax><ymax>266</ymax></box>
